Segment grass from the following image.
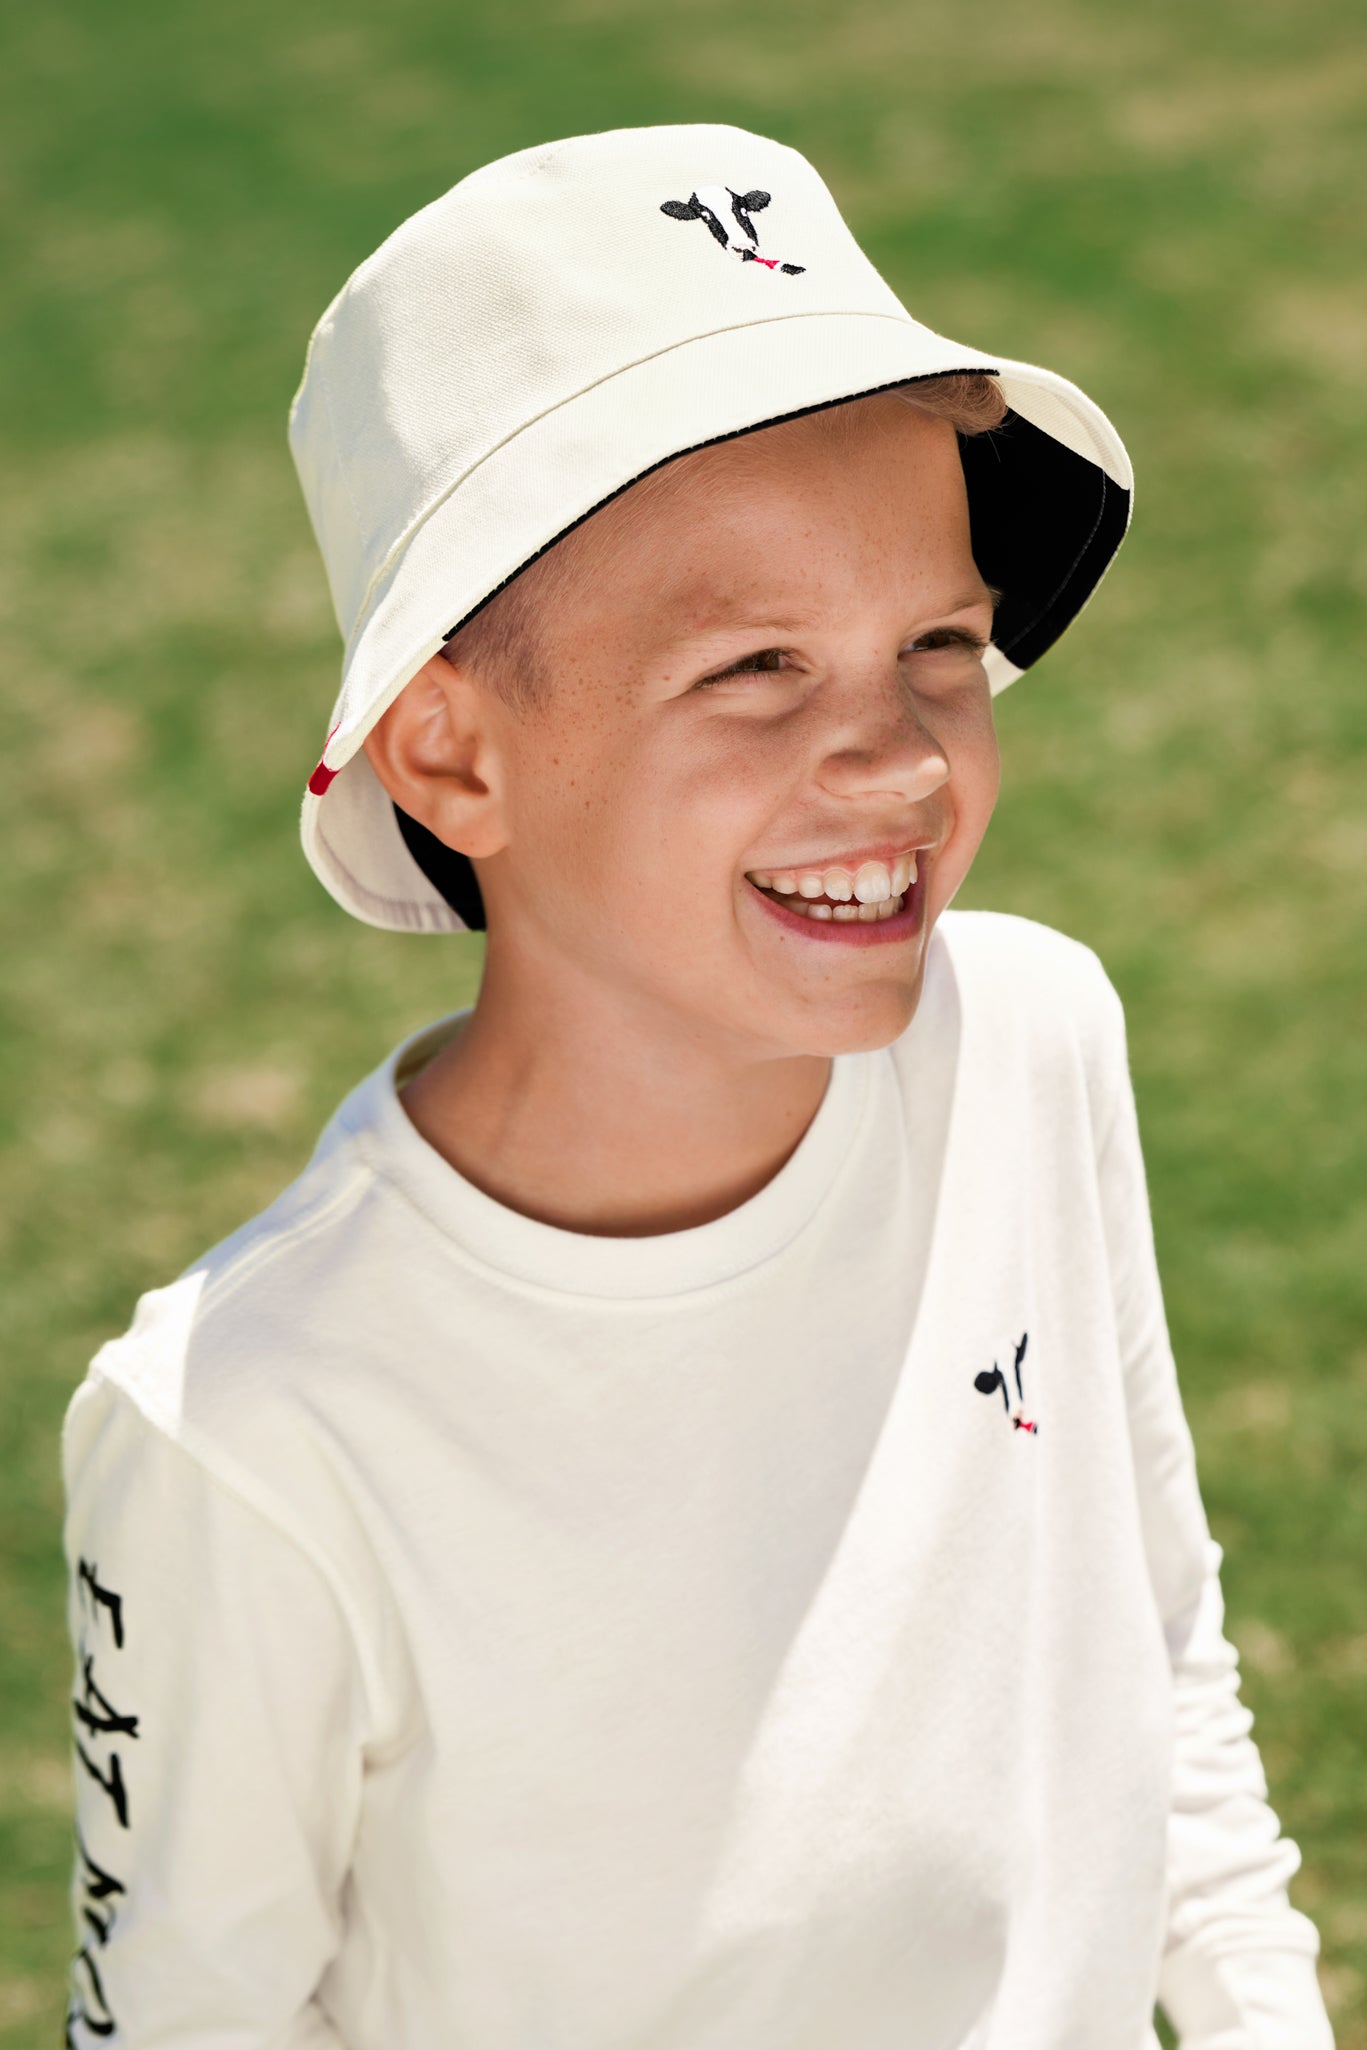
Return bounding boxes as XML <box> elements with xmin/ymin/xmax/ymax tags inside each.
<box><xmin>1</xmin><ymin>0</ymin><xmax>1364</xmax><ymax>2040</ymax></box>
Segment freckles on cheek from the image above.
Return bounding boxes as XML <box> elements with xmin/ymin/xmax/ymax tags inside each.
<box><xmin>563</xmin><ymin>710</ymin><xmax>762</xmax><ymax>911</ymax></box>
<box><xmin>687</xmin><ymin>724</ymin><xmax>784</xmax><ymax>835</ymax></box>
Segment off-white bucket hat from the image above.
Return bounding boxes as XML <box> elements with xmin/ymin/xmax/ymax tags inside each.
<box><xmin>289</xmin><ymin>120</ymin><xmax>1133</xmax><ymax>934</ymax></box>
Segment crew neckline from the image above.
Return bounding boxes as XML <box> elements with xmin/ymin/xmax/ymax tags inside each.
<box><xmin>347</xmin><ymin>1019</ymin><xmax>878</xmax><ymax>1301</ymax></box>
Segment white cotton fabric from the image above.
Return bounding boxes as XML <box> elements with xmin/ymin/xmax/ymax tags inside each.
<box><xmin>61</xmin><ymin>912</ymin><xmax>1333</xmax><ymax>2050</ymax></box>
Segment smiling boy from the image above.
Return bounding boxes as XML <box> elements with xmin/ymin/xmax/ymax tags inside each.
<box><xmin>367</xmin><ymin>391</ymin><xmax>1000</xmax><ymax>1234</ymax></box>
<box><xmin>61</xmin><ymin>124</ymin><xmax>1334</xmax><ymax>2050</ymax></box>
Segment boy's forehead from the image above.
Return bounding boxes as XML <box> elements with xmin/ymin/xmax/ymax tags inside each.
<box><xmin>666</xmin><ymin>590</ymin><xmax>822</xmax><ymax>630</ymax></box>
<box><xmin>641</xmin><ymin>513</ymin><xmax>995</xmax><ymax>638</ymax></box>
<box><xmin>558</xmin><ymin>401</ymin><xmax>988</xmax><ymax>650</ymax></box>
<box><xmin>641</xmin><ymin>551</ymin><xmax>830</xmax><ymax>641</ymax></box>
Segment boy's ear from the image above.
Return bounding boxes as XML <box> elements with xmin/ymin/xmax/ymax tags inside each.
<box><xmin>361</xmin><ymin>653</ymin><xmax>509</xmax><ymax>860</ymax></box>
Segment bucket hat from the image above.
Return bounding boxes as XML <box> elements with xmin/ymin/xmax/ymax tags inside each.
<box><xmin>288</xmin><ymin>121</ymin><xmax>1132</xmax><ymax>934</ymax></box>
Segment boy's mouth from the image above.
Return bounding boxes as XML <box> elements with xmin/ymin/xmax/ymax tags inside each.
<box><xmin>744</xmin><ymin>850</ymin><xmax>917</xmax><ymax>923</ymax></box>
<box><xmin>748</xmin><ymin>884</ymin><xmax>909</xmax><ymax>923</ymax></box>
<box><xmin>743</xmin><ymin>849</ymin><xmax>928</xmax><ymax>944</ymax></box>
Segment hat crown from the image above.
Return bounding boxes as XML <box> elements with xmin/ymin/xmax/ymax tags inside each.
<box><xmin>288</xmin><ymin>123</ymin><xmax>914</xmax><ymax>643</ymax></box>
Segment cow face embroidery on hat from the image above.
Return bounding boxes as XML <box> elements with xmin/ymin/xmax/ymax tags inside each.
<box><xmin>659</xmin><ymin>185</ymin><xmax>806</xmax><ymax>274</ymax></box>
<box><xmin>974</xmin><ymin>1331</ymin><xmax>1038</xmax><ymax>1434</ymax></box>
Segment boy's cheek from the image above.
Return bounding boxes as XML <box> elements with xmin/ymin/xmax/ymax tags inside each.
<box><xmin>938</xmin><ymin>706</ymin><xmax>1001</xmax><ymax>835</ymax></box>
<box><xmin>924</xmin><ymin>738</ymin><xmax>997</xmax><ymax>879</ymax></box>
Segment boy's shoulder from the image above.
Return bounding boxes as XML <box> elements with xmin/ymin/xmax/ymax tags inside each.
<box><xmin>934</xmin><ymin>905</ymin><xmax>1125</xmax><ymax>1031</ymax></box>
<box><xmin>70</xmin><ymin>1055</ymin><xmax>401</xmax><ymax>1501</ymax></box>
<box><xmin>62</xmin><ymin>1061</ymin><xmax>421</xmax><ymax>1716</ymax></box>
<box><xmin>924</xmin><ymin>906</ymin><xmax>1131</xmax><ymax>1126</ymax></box>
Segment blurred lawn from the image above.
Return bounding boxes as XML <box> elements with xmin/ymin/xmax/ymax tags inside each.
<box><xmin>2</xmin><ymin>0</ymin><xmax>1364</xmax><ymax>2041</ymax></box>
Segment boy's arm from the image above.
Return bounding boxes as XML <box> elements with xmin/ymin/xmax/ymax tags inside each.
<box><xmin>1157</xmin><ymin>1543</ymin><xmax>1333</xmax><ymax>2049</ymax></box>
<box><xmin>61</xmin><ymin>1369</ymin><xmax>365</xmax><ymax>2048</ymax></box>
<box><xmin>1087</xmin><ymin>959</ymin><xmax>1335</xmax><ymax>2050</ymax></box>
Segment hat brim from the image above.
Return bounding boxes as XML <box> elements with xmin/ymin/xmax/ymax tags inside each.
<box><xmin>301</xmin><ymin>308</ymin><xmax>1132</xmax><ymax>934</ymax></box>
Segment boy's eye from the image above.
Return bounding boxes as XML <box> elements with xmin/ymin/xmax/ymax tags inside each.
<box><xmin>915</xmin><ymin>627</ymin><xmax>991</xmax><ymax>656</ymax></box>
<box><xmin>692</xmin><ymin>626</ymin><xmax>989</xmax><ymax>690</ymax></box>
<box><xmin>693</xmin><ymin>647</ymin><xmax>791</xmax><ymax>689</ymax></box>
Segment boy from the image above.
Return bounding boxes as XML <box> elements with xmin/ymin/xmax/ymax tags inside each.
<box><xmin>61</xmin><ymin>123</ymin><xmax>1334</xmax><ymax>2049</ymax></box>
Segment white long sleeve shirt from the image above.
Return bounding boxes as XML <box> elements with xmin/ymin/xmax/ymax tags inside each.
<box><xmin>61</xmin><ymin>908</ymin><xmax>1333</xmax><ymax>2050</ymax></box>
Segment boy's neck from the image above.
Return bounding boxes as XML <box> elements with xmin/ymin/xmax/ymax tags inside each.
<box><xmin>397</xmin><ymin>990</ymin><xmax>834</xmax><ymax>1240</ymax></box>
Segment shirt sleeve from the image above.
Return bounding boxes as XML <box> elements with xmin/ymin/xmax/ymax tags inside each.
<box><xmin>61</xmin><ymin>1368</ymin><xmax>365</xmax><ymax>2048</ymax></box>
<box><xmin>1088</xmin><ymin>963</ymin><xmax>1335</xmax><ymax>2050</ymax></box>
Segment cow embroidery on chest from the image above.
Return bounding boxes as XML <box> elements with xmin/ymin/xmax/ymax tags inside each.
<box><xmin>974</xmin><ymin>1330</ymin><xmax>1038</xmax><ymax>1434</ymax></box>
<box><xmin>659</xmin><ymin>185</ymin><xmax>806</xmax><ymax>273</ymax></box>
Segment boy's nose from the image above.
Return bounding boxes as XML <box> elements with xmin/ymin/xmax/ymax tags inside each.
<box><xmin>816</xmin><ymin>681</ymin><xmax>954</xmax><ymax>806</ymax></box>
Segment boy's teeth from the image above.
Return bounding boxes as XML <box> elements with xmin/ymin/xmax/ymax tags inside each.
<box><xmin>747</xmin><ymin>853</ymin><xmax>918</xmax><ymax>902</ymax></box>
<box><xmin>772</xmin><ymin>890</ymin><xmax>906</xmax><ymax>923</ymax></box>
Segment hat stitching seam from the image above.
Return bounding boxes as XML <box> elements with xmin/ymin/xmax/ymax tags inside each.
<box><xmin>312</xmin><ymin>800</ymin><xmax>462</xmax><ymax>933</ymax></box>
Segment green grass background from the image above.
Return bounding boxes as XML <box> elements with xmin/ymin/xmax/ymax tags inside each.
<box><xmin>2</xmin><ymin>0</ymin><xmax>1364</xmax><ymax>2041</ymax></box>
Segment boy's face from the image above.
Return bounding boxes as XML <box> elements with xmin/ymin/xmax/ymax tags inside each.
<box><xmin>409</xmin><ymin>392</ymin><xmax>1000</xmax><ymax>1061</ymax></box>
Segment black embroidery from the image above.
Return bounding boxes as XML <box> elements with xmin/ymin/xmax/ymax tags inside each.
<box><xmin>77</xmin><ymin>1559</ymin><xmax>124</xmax><ymax>1649</ymax></box>
<box><xmin>74</xmin><ymin>1826</ymin><xmax>125</xmax><ymax>1947</ymax></box>
<box><xmin>660</xmin><ymin>183</ymin><xmax>806</xmax><ymax>274</ymax></box>
<box><xmin>68</xmin><ymin>1943</ymin><xmax>116</xmax><ymax>2039</ymax></box>
<box><xmin>68</xmin><ymin>1562</ymin><xmax>134</xmax><ymax>2043</ymax></box>
<box><xmin>73</xmin><ymin>1652</ymin><xmax>140</xmax><ymax>1741</ymax></box>
<box><xmin>75</xmin><ymin>1825</ymin><xmax>127</xmax><ymax>1908</ymax></box>
<box><xmin>974</xmin><ymin>1331</ymin><xmax>1038</xmax><ymax>1434</ymax></box>
<box><xmin>81</xmin><ymin>1902</ymin><xmax>114</xmax><ymax>1946</ymax></box>
<box><xmin>74</xmin><ymin>1741</ymin><xmax>128</xmax><ymax>1830</ymax></box>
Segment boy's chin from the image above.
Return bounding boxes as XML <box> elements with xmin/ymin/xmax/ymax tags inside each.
<box><xmin>772</xmin><ymin>973</ymin><xmax>930</xmax><ymax>1061</ymax></box>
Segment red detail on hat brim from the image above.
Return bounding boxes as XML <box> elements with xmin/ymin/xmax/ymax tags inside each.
<box><xmin>308</xmin><ymin>724</ymin><xmax>342</xmax><ymax>796</ymax></box>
